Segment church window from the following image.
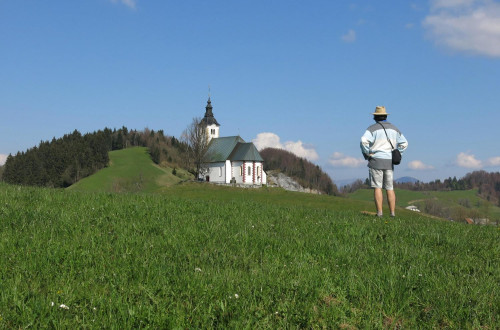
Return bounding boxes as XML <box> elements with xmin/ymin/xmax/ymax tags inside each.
<box><xmin>211</xmin><ymin>129</ymin><xmax>215</xmax><ymax>135</ymax></box>
<box><xmin>248</xmin><ymin>166</ymin><xmax>251</xmax><ymax>176</ymax></box>
<box><xmin>219</xmin><ymin>167</ymin><xmax>222</xmax><ymax>177</ymax></box>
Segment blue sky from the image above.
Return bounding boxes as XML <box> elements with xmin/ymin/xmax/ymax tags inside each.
<box><xmin>1</xmin><ymin>0</ymin><xmax>500</xmax><ymax>183</ymax></box>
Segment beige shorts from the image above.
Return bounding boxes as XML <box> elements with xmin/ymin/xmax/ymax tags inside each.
<box><xmin>369</xmin><ymin>168</ymin><xmax>394</xmax><ymax>190</ymax></box>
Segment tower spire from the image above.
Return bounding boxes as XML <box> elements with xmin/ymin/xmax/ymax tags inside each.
<box><xmin>200</xmin><ymin>94</ymin><xmax>220</xmax><ymax>142</ymax></box>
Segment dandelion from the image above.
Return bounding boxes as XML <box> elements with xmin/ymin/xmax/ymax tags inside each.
<box><xmin>59</xmin><ymin>304</ymin><xmax>69</xmax><ymax>310</ymax></box>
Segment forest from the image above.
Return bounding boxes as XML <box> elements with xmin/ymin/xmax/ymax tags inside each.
<box><xmin>260</xmin><ymin>147</ymin><xmax>338</xmax><ymax>195</ymax></box>
<box><xmin>1</xmin><ymin>127</ymin><xmax>186</xmax><ymax>188</ymax></box>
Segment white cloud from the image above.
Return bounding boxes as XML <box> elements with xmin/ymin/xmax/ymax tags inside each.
<box><xmin>341</xmin><ymin>29</ymin><xmax>357</xmax><ymax>43</ymax></box>
<box><xmin>252</xmin><ymin>132</ymin><xmax>281</xmax><ymax>150</ymax></box>
<box><xmin>423</xmin><ymin>0</ymin><xmax>500</xmax><ymax>57</ymax></box>
<box><xmin>110</xmin><ymin>0</ymin><xmax>136</xmax><ymax>9</ymax></box>
<box><xmin>408</xmin><ymin>160</ymin><xmax>435</xmax><ymax>170</ymax></box>
<box><xmin>485</xmin><ymin>156</ymin><xmax>500</xmax><ymax>166</ymax></box>
<box><xmin>328</xmin><ymin>152</ymin><xmax>365</xmax><ymax>168</ymax></box>
<box><xmin>456</xmin><ymin>152</ymin><xmax>483</xmax><ymax>168</ymax></box>
<box><xmin>252</xmin><ymin>132</ymin><xmax>319</xmax><ymax>161</ymax></box>
<box><xmin>0</xmin><ymin>154</ymin><xmax>7</xmax><ymax>166</ymax></box>
<box><xmin>431</xmin><ymin>0</ymin><xmax>476</xmax><ymax>9</ymax></box>
<box><xmin>282</xmin><ymin>140</ymin><xmax>319</xmax><ymax>161</ymax></box>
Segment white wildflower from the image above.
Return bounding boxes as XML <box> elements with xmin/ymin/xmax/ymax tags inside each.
<box><xmin>234</xmin><ymin>294</ymin><xmax>239</xmax><ymax>299</ymax></box>
<box><xmin>195</xmin><ymin>267</ymin><xmax>202</xmax><ymax>272</ymax></box>
<box><xmin>59</xmin><ymin>304</ymin><xmax>69</xmax><ymax>310</ymax></box>
<box><xmin>51</xmin><ymin>302</ymin><xmax>55</xmax><ymax>307</ymax></box>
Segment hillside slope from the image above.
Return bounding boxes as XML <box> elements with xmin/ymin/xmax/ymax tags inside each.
<box><xmin>260</xmin><ymin>147</ymin><xmax>338</xmax><ymax>195</ymax></box>
<box><xmin>68</xmin><ymin>147</ymin><xmax>191</xmax><ymax>193</ymax></box>
<box><xmin>349</xmin><ymin>188</ymin><xmax>500</xmax><ymax>224</ymax></box>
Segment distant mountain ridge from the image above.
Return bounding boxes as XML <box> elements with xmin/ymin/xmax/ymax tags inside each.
<box><xmin>395</xmin><ymin>176</ymin><xmax>419</xmax><ymax>184</ymax></box>
<box><xmin>335</xmin><ymin>178</ymin><xmax>363</xmax><ymax>187</ymax></box>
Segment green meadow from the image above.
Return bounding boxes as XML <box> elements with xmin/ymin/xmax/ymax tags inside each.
<box><xmin>68</xmin><ymin>147</ymin><xmax>191</xmax><ymax>193</ymax></box>
<box><xmin>349</xmin><ymin>187</ymin><xmax>500</xmax><ymax>223</ymax></box>
<box><xmin>1</xmin><ymin>148</ymin><xmax>499</xmax><ymax>328</ymax></box>
<box><xmin>1</xmin><ymin>180</ymin><xmax>499</xmax><ymax>328</ymax></box>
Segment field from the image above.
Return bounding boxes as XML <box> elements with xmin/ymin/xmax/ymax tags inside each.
<box><xmin>68</xmin><ymin>147</ymin><xmax>191</xmax><ymax>193</ymax></box>
<box><xmin>350</xmin><ymin>188</ymin><xmax>500</xmax><ymax>223</ymax></box>
<box><xmin>1</xmin><ymin>182</ymin><xmax>499</xmax><ymax>328</ymax></box>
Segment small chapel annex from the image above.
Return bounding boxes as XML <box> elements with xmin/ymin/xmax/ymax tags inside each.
<box><xmin>199</xmin><ymin>98</ymin><xmax>267</xmax><ymax>185</ymax></box>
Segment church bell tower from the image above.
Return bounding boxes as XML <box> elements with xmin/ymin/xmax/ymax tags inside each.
<box><xmin>200</xmin><ymin>97</ymin><xmax>220</xmax><ymax>142</ymax></box>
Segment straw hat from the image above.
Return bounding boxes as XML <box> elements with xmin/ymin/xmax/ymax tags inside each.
<box><xmin>372</xmin><ymin>106</ymin><xmax>389</xmax><ymax>115</ymax></box>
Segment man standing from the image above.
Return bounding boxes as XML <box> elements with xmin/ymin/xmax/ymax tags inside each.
<box><xmin>360</xmin><ymin>106</ymin><xmax>408</xmax><ymax>217</ymax></box>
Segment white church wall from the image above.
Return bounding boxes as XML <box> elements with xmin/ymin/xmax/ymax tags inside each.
<box><xmin>205</xmin><ymin>162</ymin><xmax>226</xmax><ymax>183</ymax></box>
<box><xmin>229</xmin><ymin>161</ymin><xmax>266</xmax><ymax>185</ymax></box>
<box><xmin>231</xmin><ymin>161</ymin><xmax>244</xmax><ymax>184</ymax></box>
<box><xmin>254</xmin><ymin>162</ymin><xmax>265</xmax><ymax>184</ymax></box>
<box><xmin>225</xmin><ymin>160</ymin><xmax>231</xmax><ymax>183</ymax></box>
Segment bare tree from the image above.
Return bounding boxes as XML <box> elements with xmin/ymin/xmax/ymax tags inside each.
<box><xmin>181</xmin><ymin>117</ymin><xmax>210</xmax><ymax>178</ymax></box>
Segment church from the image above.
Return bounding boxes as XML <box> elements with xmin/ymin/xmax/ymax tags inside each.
<box><xmin>199</xmin><ymin>98</ymin><xmax>267</xmax><ymax>185</ymax></box>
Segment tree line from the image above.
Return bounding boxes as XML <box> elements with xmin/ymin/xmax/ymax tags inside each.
<box><xmin>260</xmin><ymin>148</ymin><xmax>339</xmax><ymax>195</ymax></box>
<box><xmin>393</xmin><ymin>171</ymin><xmax>500</xmax><ymax>205</ymax></box>
<box><xmin>1</xmin><ymin>127</ymin><xmax>187</xmax><ymax>188</ymax></box>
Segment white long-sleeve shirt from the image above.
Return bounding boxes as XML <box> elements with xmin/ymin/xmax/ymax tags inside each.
<box><xmin>360</xmin><ymin>121</ymin><xmax>408</xmax><ymax>170</ymax></box>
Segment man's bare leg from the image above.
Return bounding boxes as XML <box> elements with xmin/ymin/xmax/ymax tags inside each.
<box><xmin>374</xmin><ymin>188</ymin><xmax>383</xmax><ymax>216</ymax></box>
<box><xmin>386</xmin><ymin>189</ymin><xmax>396</xmax><ymax>216</ymax></box>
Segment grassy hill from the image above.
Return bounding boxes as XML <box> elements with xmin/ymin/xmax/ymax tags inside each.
<box><xmin>68</xmin><ymin>147</ymin><xmax>191</xmax><ymax>193</ymax></box>
<box><xmin>0</xmin><ymin>182</ymin><xmax>498</xmax><ymax>328</ymax></box>
<box><xmin>349</xmin><ymin>188</ymin><xmax>500</xmax><ymax>223</ymax></box>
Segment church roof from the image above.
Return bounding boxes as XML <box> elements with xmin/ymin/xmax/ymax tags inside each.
<box><xmin>229</xmin><ymin>143</ymin><xmax>264</xmax><ymax>162</ymax></box>
<box><xmin>205</xmin><ymin>136</ymin><xmax>245</xmax><ymax>162</ymax></box>
<box><xmin>200</xmin><ymin>97</ymin><xmax>220</xmax><ymax>127</ymax></box>
<box><xmin>204</xmin><ymin>136</ymin><xmax>264</xmax><ymax>163</ymax></box>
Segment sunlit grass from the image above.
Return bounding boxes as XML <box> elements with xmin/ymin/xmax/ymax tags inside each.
<box><xmin>68</xmin><ymin>147</ymin><xmax>191</xmax><ymax>193</ymax></box>
<box><xmin>0</xmin><ymin>183</ymin><xmax>498</xmax><ymax>328</ymax></box>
